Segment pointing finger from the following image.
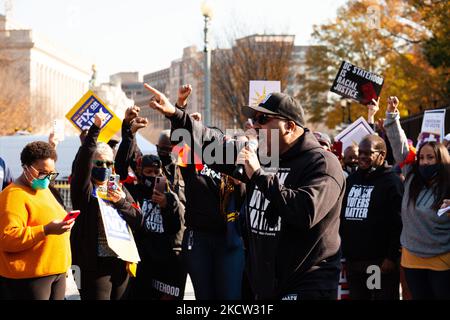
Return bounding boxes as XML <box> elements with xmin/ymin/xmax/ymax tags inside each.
<box><xmin>144</xmin><ymin>83</ymin><xmax>161</xmax><ymax>97</ymax></box>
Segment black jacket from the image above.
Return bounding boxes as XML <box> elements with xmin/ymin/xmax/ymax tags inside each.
<box><xmin>340</xmin><ymin>165</ymin><xmax>403</xmax><ymax>262</ymax></box>
<box><xmin>70</xmin><ymin>125</ymin><xmax>143</xmax><ymax>271</ymax></box>
<box><xmin>114</xmin><ymin>122</ymin><xmax>183</xmax><ymax>260</ymax></box>
<box><xmin>168</xmin><ymin>108</ymin><xmax>346</xmax><ymax>299</ymax></box>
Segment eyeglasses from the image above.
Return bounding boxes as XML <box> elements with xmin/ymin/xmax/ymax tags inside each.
<box><xmin>252</xmin><ymin>114</ymin><xmax>288</xmax><ymax>125</ymax></box>
<box><xmin>37</xmin><ymin>172</ymin><xmax>59</xmax><ymax>181</ymax></box>
<box><xmin>92</xmin><ymin>160</ymin><xmax>115</xmax><ymax>168</ymax></box>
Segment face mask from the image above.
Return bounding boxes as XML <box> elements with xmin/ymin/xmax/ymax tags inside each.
<box><xmin>24</xmin><ymin>166</ymin><xmax>51</xmax><ymax>190</ymax></box>
<box><xmin>418</xmin><ymin>164</ymin><xmax>440</xmax><ymax>180</ymax></box>
<box><xmin>345</xmin><ymin>163</ymin><xmax>358</xmax><ymax>174</ymax></box>
<box><xmin>31</xmin><ymin>177</ymin><xmax>50</xmax><ymax>190</ymax></box>
<box><xmin>92</xmin><ymin>167</ymin><xmax>110</xmax><ymax>182</ymax></box>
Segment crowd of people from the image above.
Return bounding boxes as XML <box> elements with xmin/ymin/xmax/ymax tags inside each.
<box><xmin>0</xmin><ymin>84</ymin><xmax>449</xmax><ymax>300</ymax></box>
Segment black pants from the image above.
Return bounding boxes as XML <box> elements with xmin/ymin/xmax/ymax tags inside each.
<box><xmin>0</xmin><ymin>273</ymin><xmax>66</xmax><ymax>300</ymax></box>
<box><xmin>347</xmin><ymin>260</ymin><xmax>400</xmax><ymax>300</ymax></box>
<box><xmin>79</xmin><ymin>257</ymin><xmax>129</xmax><ymax>300</ymax></box>
<box><xmin>130</xmin><ymin>251</ymin><xmax>187</xmax><ymax>300</ymax></box>
<box><xmin>403</xmin><ymin>268</ymin><xmax>450</xmax><ymax>300</ymax></box>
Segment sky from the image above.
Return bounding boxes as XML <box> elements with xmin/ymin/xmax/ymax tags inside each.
<box><xmin>1</xmin><ymin>0</ymin><xmax>347</xmax><ymax>82</ymax></box>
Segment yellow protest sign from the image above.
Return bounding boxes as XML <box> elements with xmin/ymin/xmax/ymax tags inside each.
<box><xmin>65</xmin><ymin>90</ymin><xmax>122</xmax><ymax>143</ymax></box>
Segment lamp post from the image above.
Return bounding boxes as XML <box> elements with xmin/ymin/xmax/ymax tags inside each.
<box><xmin>201</xmin><ymin>2</ymin><xmax>213</xmax><ymax>126</ymax></box>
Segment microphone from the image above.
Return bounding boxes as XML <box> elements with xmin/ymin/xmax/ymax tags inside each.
<box><xmin>234</xmin><ymin>136</ymin><xmax>258</xmax><ymax>179</ymax></box>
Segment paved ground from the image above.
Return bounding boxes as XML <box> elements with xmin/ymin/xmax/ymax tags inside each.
<box><xmin>65</xmin><ymin>271</ymin><xmax>196</xmax><ymax>300</ymax></box>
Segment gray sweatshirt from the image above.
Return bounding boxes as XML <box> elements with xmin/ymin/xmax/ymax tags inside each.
<box><xmin>384</xmin><ymin>112</ymin><xmax>450</xmax><ymax>258</ymax></box>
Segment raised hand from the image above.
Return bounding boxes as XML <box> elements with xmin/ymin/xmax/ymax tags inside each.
<box><xmin>94</xmin><ymin>110</ymin><xmax>108</xmax><ymax>128</ymax></box>
<box><xmin>124</xmin><ymin>106</ymin><xmax>140</xmax><ymax>125</ymax></box>
<box><xmin>190</xmin><ymin>112</ymin><xmax>202</xmax><ymax>122</ymax></box>
<box><xmin>130</xmin><ymin>117</ymin><xmax>149</xmax><ymax>134</ymax></box>
<box><xmin>367</xmin><ymin>98</ymin><xmax>380</xmax><ymax>124</ymax></box>
<box><xmin>177</xmin><ymin>84</ymin><xmax>192</xmax><ymax>108</ymax></box>
<box><xmin>144</xmin><ymin>84</ymin><xmax>176</xmax><ymax>116</ymax></box>
<box><xmin>387</xmin><ymin>96</ymin><xmax>399</xmax><ymax>113</ymax></box>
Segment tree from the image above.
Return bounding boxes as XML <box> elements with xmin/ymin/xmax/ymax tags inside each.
<box><xmin>0</xmin><ymin>53</ymin><xmax>31</xmax><ymax>135</ymax></box>
<box><xmin>299</xmin><ymin>0</ymin><xmax>450</xmax><ymax>130</ymax></box>
<box><xmin>211</xmin><ymin>34</ymin><xmax>294</xmax><ymax>129</ymax></box>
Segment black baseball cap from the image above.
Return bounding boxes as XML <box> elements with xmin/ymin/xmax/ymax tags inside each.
<box><xmin>243</xmin><ymin>93</ymin><xmax>305</xmax><ymax>127</ymax></box>
<box><xmin>141</xmin><ymin>154</ymin><xmax>162</xmax><ymax>168</ymax></box>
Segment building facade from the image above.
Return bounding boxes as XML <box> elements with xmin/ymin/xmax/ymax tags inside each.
<box><xmin>0</xmin><ymin>14</ymin><xmax>91</xmax><ymax>134</ymax></box>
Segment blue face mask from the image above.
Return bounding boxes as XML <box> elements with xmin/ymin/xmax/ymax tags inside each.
<box><xmin>92</xmin><ymin>167</ymin><xmax>111</xmax><ymax>182</ymax></box>
<box><xmin>31</xmin><ymin>177</ymin><xmax>51</xmax><ymax>190</ymax></box>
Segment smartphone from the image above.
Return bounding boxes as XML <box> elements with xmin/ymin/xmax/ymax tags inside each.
<box><xmin>63</xmin><ymin>210</ymin><xmax>80</xmax><ymax>222</ymax></box>
<box><xmin>107</xmin><ymin>174</ymin><xmax>120</xmax><ymax>192</ymax></box>
<box><xmin>154</xmin><ymin>176</ymin><xmax>167</xmax><ymax>194</ymax></box>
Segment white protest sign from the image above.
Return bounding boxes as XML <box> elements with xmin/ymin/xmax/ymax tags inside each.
<box><xmin>98</xmin><ymin>198</ymin><xmax>140</xmax><ymax>263</ymax></box>
<box><xmin>249</xmin><ymin>81</ymin><xmax>281</xmax><ymax>106</ymax></box>
<box><xmin>417</xmin><ymin>109</ymin><xmax>446</xmax><ymax>147</ymax></box>
<box><xmin>53</xmin><ymin>119</ymin><xmax>65</xmax><ymax>142</ymax></box>
<box><xmin>335</xmin><ymin>117</ymin><xmax>375</xmax><ymax>152</ymax></box>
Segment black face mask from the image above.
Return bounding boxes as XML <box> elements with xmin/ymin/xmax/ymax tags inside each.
<box><xmin>141</xmin><ymin>176</ymin><xmax>156</xmax><ymax>199</ymax></box>
<box><xmin>418</xmin><ymin>164</ymin><xmax>441</xmax><ymax>181</ymax></box>
<box><xmin>92</xmin><ymin>167</ymin><xmax>110</xmax><ymax>182</ymax></box>
<box><xmin>345</xmin><ymin>163</ymin><xmax>358</xmax><ymax>174</ymax></box>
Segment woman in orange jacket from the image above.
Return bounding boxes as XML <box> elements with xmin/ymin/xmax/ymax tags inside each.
<box><xmin>0</xmin><ymin>141</ymin><xmax>74</xmax><ymax>300</ymax></box>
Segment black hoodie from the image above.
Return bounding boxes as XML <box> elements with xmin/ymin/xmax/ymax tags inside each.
<box><xmin>340</xmin><ymin>165</ymin><xmax>403</xmax><ymax>262</ymax></box>
<box><xmin>168</xmin><ymin>108</ymin><xmax>346</xmax><ymax>299</ymax></box>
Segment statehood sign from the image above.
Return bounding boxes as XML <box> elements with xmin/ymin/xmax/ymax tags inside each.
<box><xmin>331</xmin><ymin>61</ymin><xmax>384</xmax><ymax>105</ymax></box>
<box><xmin>65</xmin><ymin>90</ymin><xmax>122</xmax><ymax>143</ymax></box>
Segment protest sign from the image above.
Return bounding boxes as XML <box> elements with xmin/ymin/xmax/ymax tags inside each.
<box><xmin>331</xmin><ymin>61</ymin><xmax>384</xmax><ymax>105</ymax></box>
<box><xmin>249</xmin><ymin>81</ymin><xmax>281</xmax><ymax>106</ymax></box>
<box><xmin>53</xmin><ymin>119</ymin><xmax>65</xmax><ymax>142</ymax></box>
<box><xmin>417</xmin><ymin>109</ymin><xmax>446</xmax><ymax>147</ymax></box>
<box><xmin>335</xmin><ymin>117</ymin><xmax>375</xmax><ymax>152</ymax></box>
<box><xmin>65</xmin><ymin>90</ymin><xmax>122</xmax><ymax>143</ymax></box>
<box><xmin>98</xmin><ymin>198</ymin><xmax>140</xmax><ymax>263</ymax></box>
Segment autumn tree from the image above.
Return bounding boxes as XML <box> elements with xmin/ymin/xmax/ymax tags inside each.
<box><xmin>299</xmin><ymin>0</ymin><xmax>450</xmax><ymax>130</ymax></box>
<box><xmin>211</xmin><ymin>34</ymin><xmax>294</xmax><ymax>129</ymax></box>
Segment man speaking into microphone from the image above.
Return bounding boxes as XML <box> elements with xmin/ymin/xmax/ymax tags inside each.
<box><xmin>145</xmin><ymin>84</ymin><xmax>346</xmax><ymax>300</ymax></box>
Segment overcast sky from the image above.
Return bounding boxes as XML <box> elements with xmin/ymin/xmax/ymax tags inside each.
<box><xmin>2</xmin><ymin>0</ymin><xmax>347</xmax><ymax>82</ymax></box>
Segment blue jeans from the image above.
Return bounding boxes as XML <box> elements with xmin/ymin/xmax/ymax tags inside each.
<box><xmin>182</xmin><ymin>229</ymin><xmax>245</xmax><ymax>300</ymax></box>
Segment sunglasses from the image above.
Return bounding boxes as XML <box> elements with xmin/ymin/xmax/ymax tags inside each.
<box><xmin>252</xmin><ymin>114</ymin><xmax>288</xmax><ymax>125</ymax></box>
<box><xmin>92</xmin><ymin>160</ymin><xmax>115</xmax><ymax>168</ymax></box>
<box><xmin>37</xmin><ymin>172</ymin><xmax>59</xmax><ymax>181</ymax></box>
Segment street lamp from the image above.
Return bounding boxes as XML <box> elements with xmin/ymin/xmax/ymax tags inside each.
<box><xmin>201</xmin><ymin>1</ymin><xmax>213</xmax><ymax>126</ymax></box>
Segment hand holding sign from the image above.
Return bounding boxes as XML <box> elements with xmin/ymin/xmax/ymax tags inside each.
<box><xmin>177</xmin><ymin>84</ymin><xmax>192</xmax><ymax>108</ymax></box>
<box><xmin>144</xmin><ymin>84</ymin><xmax>176</xmax><ymax>117</ymax></box>
<box><xmin>387</xmin><ymin>96</ymin><xmax>399</xmax><ymax>113</ymax></box>
<box><xmin>94</xmin><ymin>110</ymin><xmax>107</xmax><ymax>128</ymax></box>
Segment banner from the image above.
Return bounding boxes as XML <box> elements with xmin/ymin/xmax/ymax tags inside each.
<box><xmin>335</xmin><ymin>117</ymin><xmax>375</xmax><ymax>152</ymax></box>
<box><xmin>98</xmin><ymin>198</ymin><xmax>140</xmax><ymax>263</ymax></box>
<box><xmin>330</xmin><ymin>61</ymin><xmax>384</xmax><ymax>105</ymax></box>
<box><xmin>249</xmin><ymin>80</ymin><xmax>281</xmax><ymax>106</ymax></box>
<box><xmin>417</xmin><ymin>109</ymin><xmax>446</xmax><ymax>147</ymax></box>
<box><xmin>65</xmin><ymin>90</ymin><xmax>122</xmax><ymax>143</ymax></box>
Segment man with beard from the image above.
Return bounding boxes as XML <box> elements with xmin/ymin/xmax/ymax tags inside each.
<box><xmin>339</xmin><ymin>134</ymin><xmax>403</xmax><ymax>300</ymax></box>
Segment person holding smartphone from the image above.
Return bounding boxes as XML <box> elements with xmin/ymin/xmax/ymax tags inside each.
<box><xmin>0</xmin><ymin>141</ymin><xmax>73</xmax><ymax>300</ymax></box>
<box><xmin>70</xmin><ymin>112</ymin><xmax>143</xmax><ymax>300</ymax></box>
<box><xmin>115</xmin><ymin>107</ymin><xmax>185</xmax><ymax>300</ymax></box>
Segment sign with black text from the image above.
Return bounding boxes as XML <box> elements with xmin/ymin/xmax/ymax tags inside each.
<box><xmin>331</xmin><ymin>61</ymin><xmax>384</xmax><ymax>105</ymax></box>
